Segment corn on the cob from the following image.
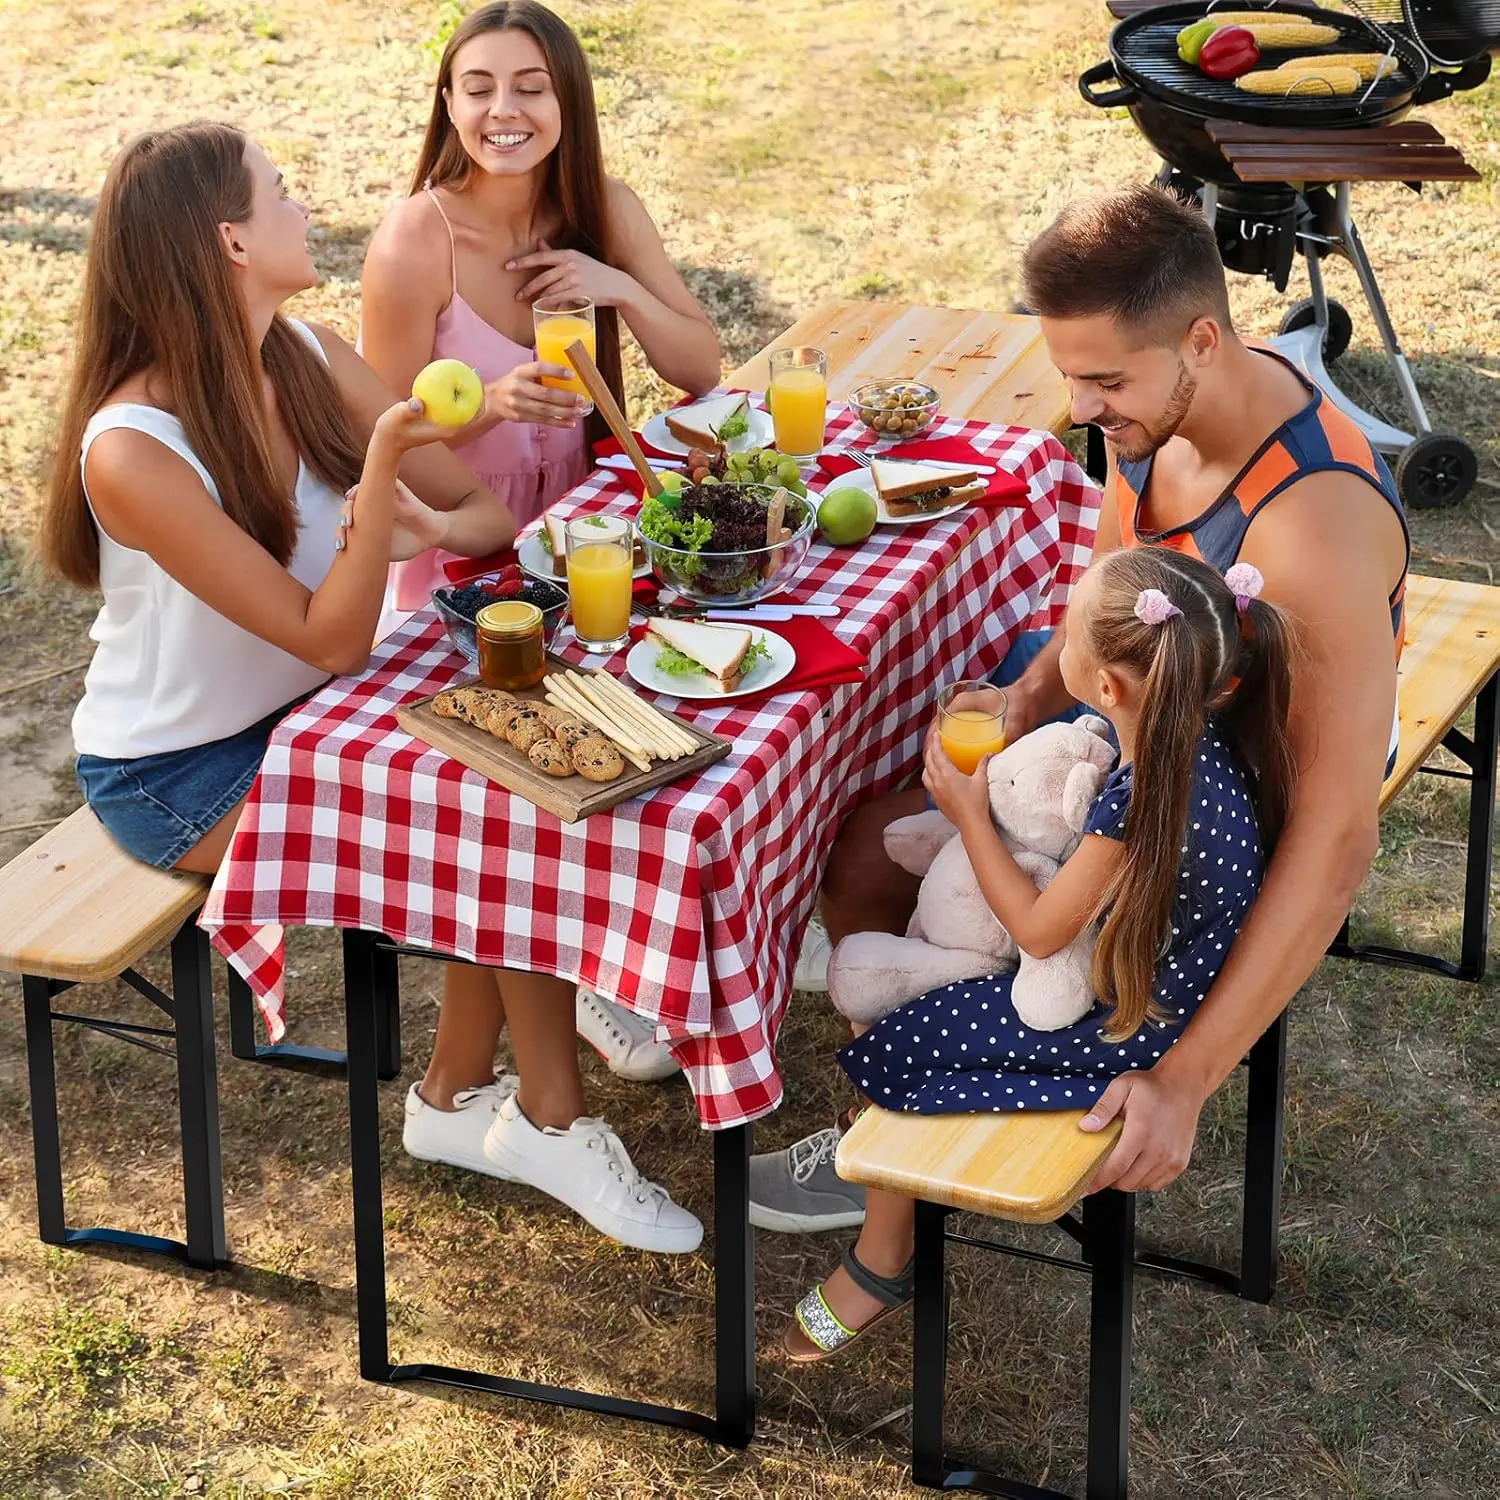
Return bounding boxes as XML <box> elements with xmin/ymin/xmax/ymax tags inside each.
<box><xmin>1199</xmin><ymin>10</ymin><xmax>1323</xmax><ymax>23</ymax></box>
<box><xmin>1235</xmin><ymin>64</ymin><xmax>1362</xmax><ymax>94</ymax></box>
<box><xmin>1240</xmin><ymin>21</ymin><xmax>1343</xmax><ymax>47</ymax></box>
<box><xmin>1276</xmin><ymin>51</ymin><xmax>1397</xmax><ymax>81</ymax></box>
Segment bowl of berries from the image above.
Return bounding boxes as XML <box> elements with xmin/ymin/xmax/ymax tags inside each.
<box><xmin>432</xmin><ymin>565</ymin><xmax>568</xmax><ymax>665</ymax></box>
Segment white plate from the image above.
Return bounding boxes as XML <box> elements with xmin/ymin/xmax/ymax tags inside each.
<box><xmin>641</xmin><ymin>405</ymin><xmax>775</xmax><ymax>458</ymax></box>
<box><xmin>819</xmin><ymin>465</ymin><xmax>975</xmax><ymax>527</ymax></box>
<box><xmin>625</xmin><ymin>625</ymin><xmax>796</xmax><ymax>700</ymax></box>
<box><xmin>518</xmin><ymin>531</ymin><xmax>651</xmax><ymax>584</ymax></box>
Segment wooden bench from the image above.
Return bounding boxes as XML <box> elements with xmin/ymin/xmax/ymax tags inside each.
<box><xmin>0</xmin><ymin>806</ymin><xmax>224</xmax><ymax>1268</ymax></box>
<box><xmin>1</xmin><ymin>807</ymin><xmax>400</xmax><ymax>1270</ymax></box>
<box><xmin>837</xmin><ymin>572</ymin><xmax>1500</xmax><ymax>1499</ymax></box>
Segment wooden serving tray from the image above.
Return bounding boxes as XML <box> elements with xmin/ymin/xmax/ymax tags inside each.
<box><xmin>395</xmin><ymin>657</ymin><xmax>732</xmax><ymax>822</ymax></box>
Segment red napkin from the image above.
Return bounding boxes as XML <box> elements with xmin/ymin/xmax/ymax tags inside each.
<box><xmin>627</xmin><ymin>615</ymin><xmax>866</xmax><ymax>703</ymax></box>
<box><xmin>817</xmin><ymin>438</ymin><xmax>1028</xmax><ymax>508</ymax></box>
<box><xmin>442</xmin><ymin>547</ymin><xmax>521</xmax><ymax>585</ymax></box>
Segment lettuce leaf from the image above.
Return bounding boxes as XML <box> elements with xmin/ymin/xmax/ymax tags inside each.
<box><xmin>639</xmin><ymin>496</ymin><xmax>715</xmax><ymax>552</ymax></box>
<box><xmin>743</xmin><ymin>634</ymin><xmax>773</xmax><ymax>670</ymax></box>
<box><xmin>654</xmin><ymin>644</ymin><xmax>705</xmax><ymax>677</ymax></box>
<box><xmin>713</xmin><ymin>407</ymin><xmax>750</xmax><ymax>442</ymax></box>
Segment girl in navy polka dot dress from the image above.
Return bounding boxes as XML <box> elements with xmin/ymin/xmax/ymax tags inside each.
<box><xmin>784</xmin><ymin>545</ymin><xmax>1297</xmax><ymax>1362</ymax></box>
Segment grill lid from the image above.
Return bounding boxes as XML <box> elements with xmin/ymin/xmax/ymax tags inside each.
<box><xmin>1095</xmin><ymin>2</ymin><xmax>1429</xmax><ymax>127</ymax></box>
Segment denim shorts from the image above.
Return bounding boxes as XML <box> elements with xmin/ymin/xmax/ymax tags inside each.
<box><xmin>76</xmin><ymin>702</ymin><xmax>295</xmax><ymax>869</ymax></box>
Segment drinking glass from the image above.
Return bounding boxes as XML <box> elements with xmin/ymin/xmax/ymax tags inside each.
<box><xmin>534</xmin><ymin>296</ymin><xmax>597</xmax><ymax>417</ymax></box>
<box><xmin>937</xmin><ymin>681</ymin><xmax>1008</xmax><ymax>774</ymax></box>
<box><xmin>767</xmin><ymin>346</ymin><xmax>828</xmax><ymax>460</ymax></box>
<box><xmin>566</xmin><ymin>515</ymin><xmax>633</xmax><ymax>652</ymax></box>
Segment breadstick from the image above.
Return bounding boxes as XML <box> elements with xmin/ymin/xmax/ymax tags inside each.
<box><xmin>543</xmin><ymin>680</ymin><xmax>653</xmax><ymax>770</ymax></box>
<box><xmin>597</xmin><ymin>672</ymin><xmax>698</xmax><ymax>754</ymax></box>
<box><xmin>586</xmin><ymin>677</ymin><xmax>683</xmax><ymax>760</ymax></box>
<box><xmin>564</xmin><ymin>672</ymin><xmax>678</xmax><ymax>762</ymax></box>
<box><xmin>591</xmin><ymin>672</ymin><xmax>696</xmax><ymax>757</ymax></box>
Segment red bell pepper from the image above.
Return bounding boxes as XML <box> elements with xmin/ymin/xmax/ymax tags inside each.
<box><xmin>1198</xmin><ymin>25</ymin><xmax>1261</xmax><ymax>80</ymax></box>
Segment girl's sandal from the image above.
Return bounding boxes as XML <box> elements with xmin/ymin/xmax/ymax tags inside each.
<box><xmin>783</xmin><ymin>1244</ymin><xmax>915</xmax><ymax>1364</ymax></box>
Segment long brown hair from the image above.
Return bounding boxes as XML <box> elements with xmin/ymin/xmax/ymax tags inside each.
<box><xmin>410</xmin><ymin>0</ymin><xmax>625</xmax><ymax>448</ymax></box>
<box><xmin>40</xmin><ymin>122</ymin><xmax>363</xmax><ymax>589</ymax></box>
<box><xmin>1084</xmin><ymin>547</ymin><xmax>1296</xmax><ymax>1039</ymax></box>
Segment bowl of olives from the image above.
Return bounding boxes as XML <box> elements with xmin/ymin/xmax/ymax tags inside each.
<box><xmin>848</xmin><ymin>379</ymin><xmax>941</xmax><ymax>440</ymax></box>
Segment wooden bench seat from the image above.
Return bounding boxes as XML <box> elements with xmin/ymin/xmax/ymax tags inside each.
<box><xmin>835</xmin><ymin>571</ymin><xmax>1500</xmax><ymax>1500</ymax></box>
<box><xmin>0</xmin><ymin>806</ymin><xmax>208</xmax><ymax>982</ymax></box>
<box><xmin>1</xmin><ymin>805</ymin><xmax>224</xmax><ymax>1268</ymax></box>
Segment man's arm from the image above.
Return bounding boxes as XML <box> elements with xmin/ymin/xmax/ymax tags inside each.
<box><xmin>1084</xmin><ymin>472</ymin><xmax>1403</xmax><ymax>1190</ymax></box>
<box><xmin>1006</xmin><ymin>446</ymin><xmax>1119</xmax><ymax>738</ymax></box>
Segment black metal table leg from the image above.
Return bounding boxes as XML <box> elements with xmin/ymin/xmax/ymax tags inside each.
<box><xmin>172</xmin><ymin>920</ymin><xmax>226</xmax><ymax>1270</ymax></box>
<box><xmin>340</xmin><ymin>927</ymin><xmax>756</xmax><ymax>1444</ymax></box>
<box><xmin>371</xmin><ymin>936</ymin><xmax>402</xmax><ymax>1081</ymax></box>
<box><xmin>1458</xmin><ymin>672</ymin><xmax>1498</xmax><ymax>981</ymax></box>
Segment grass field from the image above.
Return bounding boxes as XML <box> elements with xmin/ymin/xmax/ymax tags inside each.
<box><xmin>2</xmin><ymin>2</ymin><xmax>1499</xmax><ymax>1496</ymax></box>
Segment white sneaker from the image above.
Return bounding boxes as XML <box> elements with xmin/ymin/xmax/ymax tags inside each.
<box><xmin>576</xmin><ymin>988</ymin><xmax>681</xmax><ymax>1083</ymax></box>
<box><xmin>483</xmin><ymin>1094</ymin><xmax>703</xmax><ymax>1254</ymax></box>
<box><xmin>403</xmin><ymin>1076</ymin><xmax>520</xmax><ymax>1181</ymax></box>
<box><xmin>793</xmin><ymin>917</ymin><xmax>832</xmax><ymax>995</ymax></box>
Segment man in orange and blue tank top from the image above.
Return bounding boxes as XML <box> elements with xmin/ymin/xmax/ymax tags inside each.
<box><xmin>748</xmin><ymin>185</ymin><xmax>1410</xmax><ymax>1234</ymax></box>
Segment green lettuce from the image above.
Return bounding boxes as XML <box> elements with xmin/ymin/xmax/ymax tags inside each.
<box><xmin>639</xmin><ymin>496</ymin><xmax>714</xmax><ymax>552</ymax></box>
<box><xmin>713</xmin><ymin>407</ymin><xmax>750</xmax><ymax>442</ymax></box>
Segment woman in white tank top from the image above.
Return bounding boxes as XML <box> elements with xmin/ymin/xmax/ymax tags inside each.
<box><xmin>43</xmin><ymin>118</ymin><xmax>706</xmax><ymax>1256</ymax></box>
<box><xmin>41</xmin><ymin>122</ymin><xmax>517</xmax><ymax>875</ymax></box>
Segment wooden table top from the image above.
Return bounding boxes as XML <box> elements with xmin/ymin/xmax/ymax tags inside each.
<box><xmin>726</xmin><ymin>300</ymin><xmax>1074</xmax><ymax>436</ymax></box>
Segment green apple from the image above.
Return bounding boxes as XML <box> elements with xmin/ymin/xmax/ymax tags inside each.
<box><xmin>411</xmin><ymin>358</ymin><xmax>483</xmax><ymax>427</ymax></box>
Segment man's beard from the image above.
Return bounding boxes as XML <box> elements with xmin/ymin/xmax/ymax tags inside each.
<box><xmin>1103</xmin><ymin>362</ymin><xmax>1198</xmax><ymax>464</ymax></box>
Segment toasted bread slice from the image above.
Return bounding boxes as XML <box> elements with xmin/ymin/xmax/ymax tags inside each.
<box><xmin>664</xmin><ymin>392</ymin><xmax>749</xmax><ymax>449</ymax></box>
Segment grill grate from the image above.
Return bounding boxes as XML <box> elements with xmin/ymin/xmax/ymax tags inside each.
<box><xmin>1114</xmin><ymin>4</ymin><xmax>1427</xmax><ymax>124</ymax></box>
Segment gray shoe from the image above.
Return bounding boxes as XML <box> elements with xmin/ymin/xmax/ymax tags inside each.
<box><xmin>748</xmin><ymin>1124</ymin><xmax>867</xmax><ymax>1233</ymax></box>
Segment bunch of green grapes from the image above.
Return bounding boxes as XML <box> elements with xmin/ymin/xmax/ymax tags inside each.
<box><xmin>723</xmin><ymin>447</ymin><xmax>807</xmax><ymax>495</ymax></box>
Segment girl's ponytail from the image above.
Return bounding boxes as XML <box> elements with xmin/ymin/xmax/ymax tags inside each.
<box><xmin>1220</xmin><ymin>595</ymin><xmax>1297</xmax><ymax>852</ymax></box>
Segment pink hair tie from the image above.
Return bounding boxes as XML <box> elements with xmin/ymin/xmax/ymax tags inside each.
<box><xmin>1134</xmin><ymin>588</ymin><xmax>1182</xmax><ymax>626</ymax></box>
<box><xmin>1224</xmin><ymin>562</ymin><xmax>1264</xmax><ymax>615</ymax></box>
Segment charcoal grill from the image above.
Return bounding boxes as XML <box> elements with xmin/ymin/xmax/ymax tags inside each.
<box><xmin>1080</xmin><ymin>1</ymin><xmax>1494</xmax><ymax>507</ymax></box>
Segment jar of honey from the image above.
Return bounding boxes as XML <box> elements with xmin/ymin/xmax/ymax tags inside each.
<box><xmin>475</xmin><ymin>601</ymin><xmax>546</xmax><ymax>691</ymax></box>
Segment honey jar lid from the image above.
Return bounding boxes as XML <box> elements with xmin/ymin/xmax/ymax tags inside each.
<box><xmin>475</xmin><ymin>600</ymin><xmax>543</xmax><ymax>636</ymax></box>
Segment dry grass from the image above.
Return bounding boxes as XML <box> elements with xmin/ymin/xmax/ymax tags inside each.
<box><xmin>2</xmin><ymin>1</ymin><xmax>1499</xmax><ymax>1496</ymax></box>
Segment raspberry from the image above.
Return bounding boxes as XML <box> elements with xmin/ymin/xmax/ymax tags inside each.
<box><xmin>496</xmin><ymin>564</ymin><xmax>523</xmax><ymax>583</ymax></box>
<box><xmin>493</xmin><ymin>579</ymin><xmax>524</xmax><ymax>598</ymax></box>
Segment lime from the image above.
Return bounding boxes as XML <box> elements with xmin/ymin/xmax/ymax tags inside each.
<box><xmin>818</xmin><ymin>486</ymin><xmax>877</xmax><ymax>546</ymax></box>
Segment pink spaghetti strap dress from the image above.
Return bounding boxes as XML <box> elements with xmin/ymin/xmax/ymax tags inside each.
<box><xmin>387</xmin><ymin>185</ymin><xmax>590</xmax><ymax>612</ymax></box>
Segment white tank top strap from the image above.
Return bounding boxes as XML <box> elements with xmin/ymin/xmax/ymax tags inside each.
<box><xmin>286</xmin><ymin>316</ymin><xmax>328</xmax><ymax>364</ymax></box>
<box><xmin>421</xmin><ymin>180</ymin><xmax>460</xmax><ymax>304</ymax></box>
<box><xmin>80</xmin><ymin>404</ymin><xmax>218</xmax><ymax>510</ymax></box>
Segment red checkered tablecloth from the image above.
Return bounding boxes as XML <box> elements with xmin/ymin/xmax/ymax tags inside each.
<box><xmin>200</xmin><ymin>407</ymin><xmax>1099</xmax><ymax>1128</ymax></box>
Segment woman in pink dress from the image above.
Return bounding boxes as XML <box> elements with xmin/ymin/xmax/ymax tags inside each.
<box><xmin>358</xmin><ymin>1</ymin><xmax>721</xmax><ymax>1253</ymax></box>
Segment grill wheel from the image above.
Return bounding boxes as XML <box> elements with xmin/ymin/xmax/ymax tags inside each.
<box><xmin>1279</xmin><ymin>298</ymin><xmax>1354</xmax><ymax>363</ymax></box>
<box><xmin>1396</xmin><ymin>433</ymin><xmax>1480</xmax><ymax>510</ymax></box>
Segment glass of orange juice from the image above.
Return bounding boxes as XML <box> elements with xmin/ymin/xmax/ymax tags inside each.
<box><xmin>566</xmin><ymin>515</ymin><xmax>633</xmax><ymax>653</ymax></box>
<box><xmin>534</xmin><ymin>295</ymin><xmax>597</xmax><ymax>417</ymax></box>
<box><xmin>937</xmin><ymin>680</ymin><xmax>1008</xmax><ymax>775</ymax></box>
<box><xmin>767</xmin><ymin>346</ymin><xmax>828</xmax><ymax>460</ymax></box>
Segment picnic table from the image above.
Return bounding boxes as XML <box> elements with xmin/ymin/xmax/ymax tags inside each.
<box><xmin>198</xmin><ymin>301</ymin><xmax>1096</xmax><ymax>1446</ymax></box>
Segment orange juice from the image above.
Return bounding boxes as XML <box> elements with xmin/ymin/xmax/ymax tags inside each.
<box><xmin>567</xmin><ymin>541</ymin><xmax>632</xmax><ymax>646</ymax></box>
<box><xmin>940</xmin><ymin>709</ymin><xmax>1007</xmax><ymax>775</ymax></box>
<box><xmin>768</xmin><ymin>366</ymin><xmax>827</xmax><ymax>457</ymax></box>
<box><xmin>535</xmin><ymin>314</ymin><xmax>596</xmax><ymax>399</ymax></box>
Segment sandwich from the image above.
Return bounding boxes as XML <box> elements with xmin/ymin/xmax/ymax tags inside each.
<box><xmin>664</xmin><ymin>392</ymin><xmax>750</xmax><ymax>449</ymax></box>
<box><xmin>869</xmin><ymin>457</ymin><xmax>984</xmax><ymax>517</ymax></box>
<box><xmin>646</xmin><ymin>618</ymin><xmax>770</xmax><ymax>694</ymax></box>
<box><xmin>540</xmin><ymin>511</ymin><xmax>646</xmax><ymax>576</ymax></box>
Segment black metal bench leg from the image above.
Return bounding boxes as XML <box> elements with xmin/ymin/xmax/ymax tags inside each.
<box><xmin>227</xmin><ymin>956</ymin><xmax>350</xmax><ymax>1077</ymax></box>
<box><xmin>1084</xmin><ymin>1190</ymin><xmax>1134</xmax><ymax>1500</ymax></box>
<box><xmin>172</xmin><ymin>919</ymin><xmax>226</xmax><ymax>1270</ymax></box>
<box><xmin>1458</xmin><ymin>673</ymin><xmax>1498</xmax><ymax>982</ymax></box>
<box><xmin>912</xmin><ymin>1198</ymin><xmax>951</xmax><ymax>1488</ymax></box>
<box><xmin>22</xmin><ymin>973</ymin><xmax>67</xmax><ymax>1247</ymax></box>
<box><xmin>1240</xmin><ymin>1010</ymin><xmax>1287</xmax><ymax>1305</ymax></box>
